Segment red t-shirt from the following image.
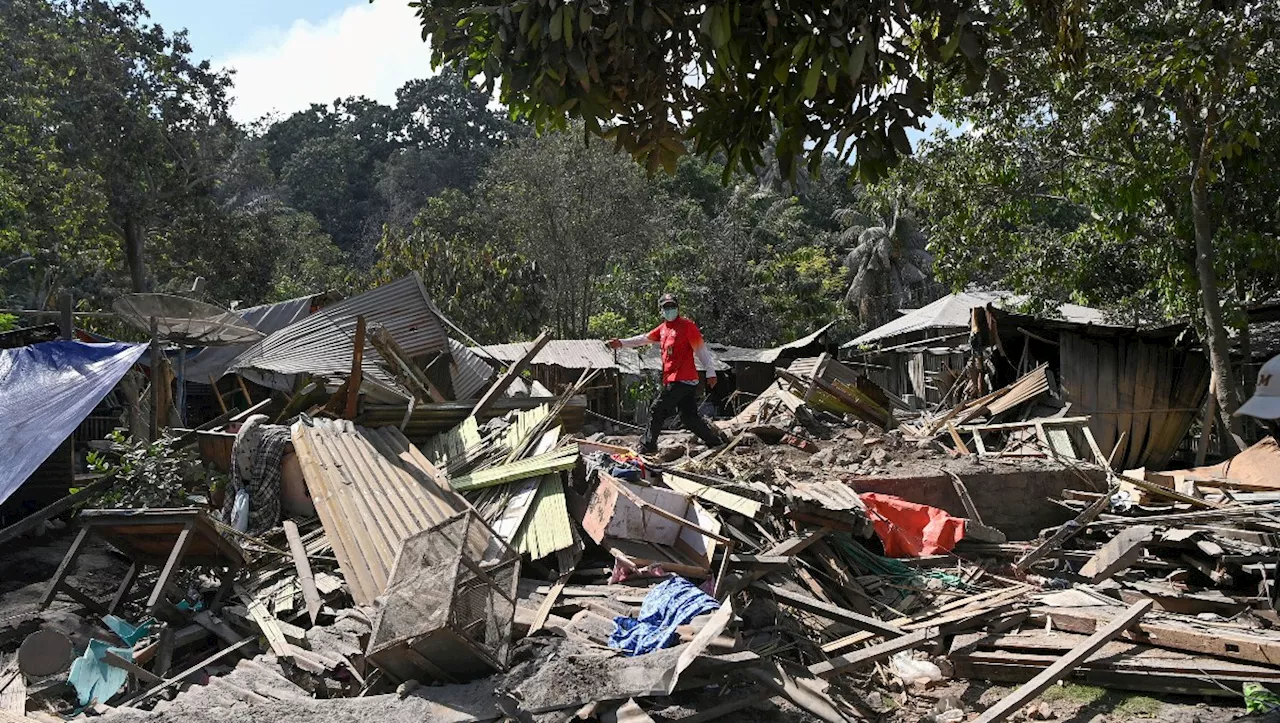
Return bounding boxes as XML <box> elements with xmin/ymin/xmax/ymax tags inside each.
<box><xmin>646</xmin><ymin>316</ymin><xmax>704</xmax><ymax>384</ymax></box>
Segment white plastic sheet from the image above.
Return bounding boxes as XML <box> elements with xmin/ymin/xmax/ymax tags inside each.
<box><xmin>0</xmin><ymin>341</ymin><xmax>146</xmax><ymax>505</ymax></box>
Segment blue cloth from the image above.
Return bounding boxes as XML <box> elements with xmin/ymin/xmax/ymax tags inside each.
<box><xmin>609</xmin><ymin>576</ymin><xmax>720</xmax><ymax>656</ymax></box>
<box><xmin>68</xmin><ymin>639</ymin><xmax>133</xmax><ymax>706</ymax></box>
<box><xmin>0</xmin><ymin>341</ymin><xmax>146</xmax><ymax>506</ymax></box>
<box><xmin>103</xmin><ymin>615</ymin><xmax>154</xmax><ymax>645</ymax></box>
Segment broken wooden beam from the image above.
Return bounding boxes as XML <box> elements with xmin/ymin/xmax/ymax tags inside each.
<box><xmin>344</xmin><ymin>315</ymin><xmax>366</xmax><ymax>418</ymax></box>
<box><xmin>752</xmin><ymin>582</ymin><xmax>905</xmax><ymax>638</ymax></box>
<box><xmin>470</xmin><ymin>330</ymin><xmax>552</xmax><ymax>417</ymax></box>
<box><xmin>1013</xmin><ymin>488</ymin><xmax>1112</xmax><ymax>572</ymax></box>
<box><xmin>368</xmin><ymin>324</ymin><xmax>446</xmax><ymax>403</ymax></box>
<box><xmin>283</xmin><ymin>520</ymin><xmax>322</xmax><ymax>624</ymax></box>
<box><xmin>120</xmin><ymin>637</ymin><xmax>256</xmax><ymax>707</ymax></box>
<box><xmin>973</xmin><ymin>599</ymin><xmax>1152</xmax><ymax>722</ymax></box>
<box><xmin>1078</xmin><ymin>525</ymin><xmax>1156</xmax><ymax>583</ymax></box>
<box><xmin>809</xmin><ymin>627</ymin><xmax>938</xmax><ymax>679</ymax></box>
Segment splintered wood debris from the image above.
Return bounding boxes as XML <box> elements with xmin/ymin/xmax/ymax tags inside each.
<box><xmin>7</xmin><ymin>311</ymin><xmax>1279</xmax><ymax>723</ymax></box>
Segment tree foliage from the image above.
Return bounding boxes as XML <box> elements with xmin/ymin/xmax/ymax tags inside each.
<box><xmin>412</xmin><ymin>0</ymin><xmax>993</xmax><ymax>182</ymax></box>
<box><xmin>919</xmin><ymin>0</ymin><xmax>1280</xmax><ymax>441</ymax></box>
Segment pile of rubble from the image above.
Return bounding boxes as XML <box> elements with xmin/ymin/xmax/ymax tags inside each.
<box><xmin>3</xmin><ymin>316</ymin><xmax>1280</xmax><ymax>723</ymax></box>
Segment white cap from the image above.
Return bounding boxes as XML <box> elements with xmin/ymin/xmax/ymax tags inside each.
<box><xmin>1237</xmin><ymin>355</ymin><xmax>1280</xmax><ymax>420</ymax></box>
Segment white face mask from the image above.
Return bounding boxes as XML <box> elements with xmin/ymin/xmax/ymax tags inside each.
<box><xmin>662</xmin><ymin>307</ymin><xmax>678</xmax><ymax>322</ymax></box>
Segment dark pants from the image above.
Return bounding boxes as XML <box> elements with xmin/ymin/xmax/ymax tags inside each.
<box><xmin>644</xmin><ymin>383</ymin><xmax>722</xmax><ymax>448</ymax></box>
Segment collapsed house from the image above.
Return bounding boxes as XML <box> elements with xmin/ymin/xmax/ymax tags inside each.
<box><xmin>3</xmin><ymin>278</ymin><xmax>1280</xmax><ymax>723</ymax></box>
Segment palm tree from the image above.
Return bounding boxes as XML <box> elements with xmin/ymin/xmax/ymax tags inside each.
<box><xmin>835</xmin><ymin>196</ymin><xmax>938</xmax><ymax>329</ymax></box>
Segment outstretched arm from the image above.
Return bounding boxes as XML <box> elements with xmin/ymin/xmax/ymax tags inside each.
<box><xmin>608</xmin><ymin>327</ymin><xmax>660</xmax><ymax>349</ymax></box>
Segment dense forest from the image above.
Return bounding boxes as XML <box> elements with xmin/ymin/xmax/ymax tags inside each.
<box><xmin>2</xmin><ymin>0</ymin><xmax>1278</xmax><ymax>389</ymax></box>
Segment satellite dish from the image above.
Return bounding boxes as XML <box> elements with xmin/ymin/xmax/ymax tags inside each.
<box><xmin>112</xmin><ymin>294</ymin><xmax>265</xmax><ymax>346</ymax></box>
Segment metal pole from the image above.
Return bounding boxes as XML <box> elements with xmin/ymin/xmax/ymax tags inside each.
<box><xmin>150</xmin><ymin>316</ymin><xmax>160</xmax><ymax>442</ymax></box>
<box><xmin>177</xmin><ymin>344</ymin><xmax>187</xmax><ymax>426</ymax></box>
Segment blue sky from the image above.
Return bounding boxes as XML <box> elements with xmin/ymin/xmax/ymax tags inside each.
<box><xmin>139</xmin><ymin>0</ymin><xmax>953</xmax><ymax>145</ymax></box>
<box><xmin>140</xmin><ymin>0</ymin><xmax>433</xmax><ymax>123</ymax></box>
<box><xmin>143</xmin><ymin>0</ymin><xmax>352</xmax><ymax>60</ymax></box>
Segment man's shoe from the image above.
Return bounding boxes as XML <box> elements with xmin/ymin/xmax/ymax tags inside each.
<box><xmin>638</xmin><ymin>442</ymin><xmax>658</xmax><ymax>455</ymax></box>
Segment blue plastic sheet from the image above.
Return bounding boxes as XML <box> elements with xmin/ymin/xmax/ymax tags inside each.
<box><xmin>609</xmin><ymin>576</ymin><xmax>721</xmax><ymax>656</ymax></box>
<box><xmin>0</xmin><ymin>341</ymin><xmax>146</xmax><ymax>506</ymax></box>
<box><xmin>69</xmin><ymin>639</ymin><xmax>133</xmax><ymax>706</ymax></box>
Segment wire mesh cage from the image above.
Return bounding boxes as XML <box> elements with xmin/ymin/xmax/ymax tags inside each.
<box><xmin>366</xmin><ymin>509</ymin><xmax>520</xmax><ymax>683</ymax></box>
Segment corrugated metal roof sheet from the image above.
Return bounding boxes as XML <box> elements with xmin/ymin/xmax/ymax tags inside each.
<box><xmin>479</xmin><ymin>339</ymin><xmax>624</xmax><ymax>370</ymax></box>
<box><xmin>481</xmin><ymin>324</ymin><xmax>834</xmax><ymax>374</ymax></box>
<box><xmin>448</xmin><ymin>338</ymin><xmax>495</xmax><ymax>400</ymax></box>
<box><xmin>845</xmin><ymin>291</ymin><xmax>1108</xmax><ymax>348</ymax></box>
<box><xmin>231</xmin><ymin>275</ymin><xmax>449</xmax><ymax>397</ymax></box>
<box><xmin>290</xmin><ymin>417</ymin><xmax>468</xmax><ymax>606</ymax></box>
<box><xmin>183</xmin><ymin>294</ymin><xmax>316</xmax><ymax>381</ymax></box>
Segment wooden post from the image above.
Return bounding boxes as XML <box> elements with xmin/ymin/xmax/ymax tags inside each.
<box><xmin>146</xmin><ymin>523</ymin><xmax>194</xmax><ymax>614</ymax></box>
<box><xmin>345</xmin><ymin>316</ymin><xmax>366</xmax><ymax>419</ymax></box>
<box><xmin>973</xmin><ymin>600</ymin><xmax>1153</xmax><ymax>722</ymax></box>
<box><xmin>236</xmin><ymin>375</ymin><xmax>254</xmax><ymax>407</ymax></box>
<box><xmin>209</xmin><ymin>375</ymin><xmax>228</xmax><ymax>414</ymax></box>
<box><xmin>58</xmin><ymin>291</ymin><xmax>73</xmax><ymax>339</ymax></box>
<box><xmin>1196</xmin><ymin>372</ymin><xmax>1218</xmax><ymax>466</ymax></box>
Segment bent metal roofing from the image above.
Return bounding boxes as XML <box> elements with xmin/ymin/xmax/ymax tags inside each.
<box><xmin>230</xmin><ymin>274</ymin><xmax>449</xmax><ymax>398</ymax></box>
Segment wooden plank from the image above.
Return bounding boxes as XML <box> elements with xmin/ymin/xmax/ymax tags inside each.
<box><xmin>1078</xmin><ymin>525</ymin><xmax>1156</xmax><ymax>583</ymax></box>
<box><xmin>38</xmin><ymin>526</ymin><xmax>93</xmax><ymax>610</ymax></box>
<box><xmin>345</xmin><ymin>315</ymin><xmax>366</xmax><ymax>418</ymax></box>
<box><xmin>107</xmin><ymin>562</ymin><xmax>140</xmax><ymax>615</ymax></box>
<box><xmin>1013</xmin><ymin>491</ymin><xmax>1111</xmax><ymax>572</ymax></box>
<box><xmin>146</xmin><ymin>522</ymin><xmax>194</xmax><ymax>613</ymax></box>
<box><xmin>102</xmin><ymin>651</ymin><xmax>163</xmax><ymax>684</ymax></box>
<box><xmin>120</xmin><ymin>637</ymin><xmax>256</xmax><ymax>707</ymax></box>
<box><xmin>947</xmin><ymin>423</ymin><xmax>971</xmax><ymax>455</ymax></box>
<box><xmin>747</xmin><ymin>662</ymin><xmax>849</xmax><ymax>723</ymax></box>
<box><xmin>283</xmin><ymin>520</ymin><xmax>322</xmax><ymax>625</ymax></box>
<box><xmin>973</xmin><ymin>599</ymin><xmax>1153</xmax><ymax>723</ymax></box>
<box><xmin>209</xmin><ymin>375</ymin><xmax>228</xmax><ymax>414</ymax></box>
<box><xmin>528</xmin><ymin>571</ymin><xmax>571</xmax><ymax>636</ymax></box>
<box><xmin>0</xmin><ymin>478</ymin><xmax>112</xmax><ymax>548</ymax></box>
<box><xmin>822</xmin><ymin>584</ymin><xmax>1031</xmax><ymax>654</ymax></box>
<box><xmin>0</xmin><ymin>662</ymin><xmax>25</xmax><ymax>717</ymax></box>
<box><xmin>1035</xmin><ymin>606</ymin><xmax>1280</xmax><ymax>666</ymax></box>
<box><xmin>471</xmin><ymin>330</ymin><xmax>552</xmax><ymax>418</ymax></box>
<box><xmin>809</xmin><ymin>627</ymin><xmax>938</xmax><ymax>679</ymax></box>
<box><xmin>752</xmin><ymin>582</ymin><xmax>905</xmax><ymax>638</ymax></box>
<box><xmin>602</xmin><ymin>474</ymin><xmax>731</xmax><ymax>545</ymax></box>
<box><xmin>192</xmin><ymin>611</ymin><xmax>245</xmax><ymax>649</ymax></box>
<box><xmin>241</xmin><ymin>595</ymin><xmax>292</xmax><ymax>659</ymax></box>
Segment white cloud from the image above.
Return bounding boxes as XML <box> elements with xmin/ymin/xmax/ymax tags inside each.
<box><xmin>217</xmin><ymin>2</ymin><xmax>435</xmax><ymax>123</ymax></box>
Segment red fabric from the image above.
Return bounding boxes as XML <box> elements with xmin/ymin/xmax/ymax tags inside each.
<box><xmin>859</xmin><ymin>493</ymin><xmax>967</xmax><ymax>557</ymax></box>
<box><xmin>646</xmin><ymin>316</ymin><xmax>704</xmax><ymax>384</ymax></box>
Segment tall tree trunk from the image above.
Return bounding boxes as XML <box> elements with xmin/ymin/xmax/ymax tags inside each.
<box><xmin>1188</xmin><ymin>119</ymin><xmax>1243</xmax><ymax>452</ymax></box>
<box><xmin>123</xmin><ymin>215</ymin><xmax>149</xmax><ymax>293</ymax></box>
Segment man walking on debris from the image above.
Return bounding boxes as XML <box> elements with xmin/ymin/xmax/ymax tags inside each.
<box><xmin>608</xmin><ymin>293</ymin><xmax>724</xmax><ymax>454</ymax></box>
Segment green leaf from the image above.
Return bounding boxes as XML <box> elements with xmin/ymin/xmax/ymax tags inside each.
<box><xmin>889</xmin><ymin>123</ymin><xmax>912</xmax><ymax>156</ymax></box>
<box><xmin>549</xmin><ymin>7</ymin><xmax>563</xmax><ymax>41</ymax></box>
<box><xmin>940</xmin><ymin>30</ymin><xmax>962</xmax><ymax>61</ymax></box>
<box><xmin>846</xmin><ymin>34</ymin><xmax>869</xmax><ymax>79</ymax></box>
<box><xmin>802</xmin><ymin>54</ymin><xmax>824</xmax><ymax>99</ymax></box>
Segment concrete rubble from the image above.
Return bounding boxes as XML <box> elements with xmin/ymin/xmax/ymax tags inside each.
<box><xmin>2</xmin><ymin>281</ymin><xmax>1279</xmax><ymax>722</ymax></box>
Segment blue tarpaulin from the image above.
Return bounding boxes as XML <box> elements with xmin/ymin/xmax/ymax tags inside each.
<box><xmin>609</xmin><ymin>576</ymin><xmax>721</xmax><ymax>656</ymax></box>
<box><xmin>0</xmin><ymin>341</ymin><xmax>146</xmax><ymax>506</ymax></box>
